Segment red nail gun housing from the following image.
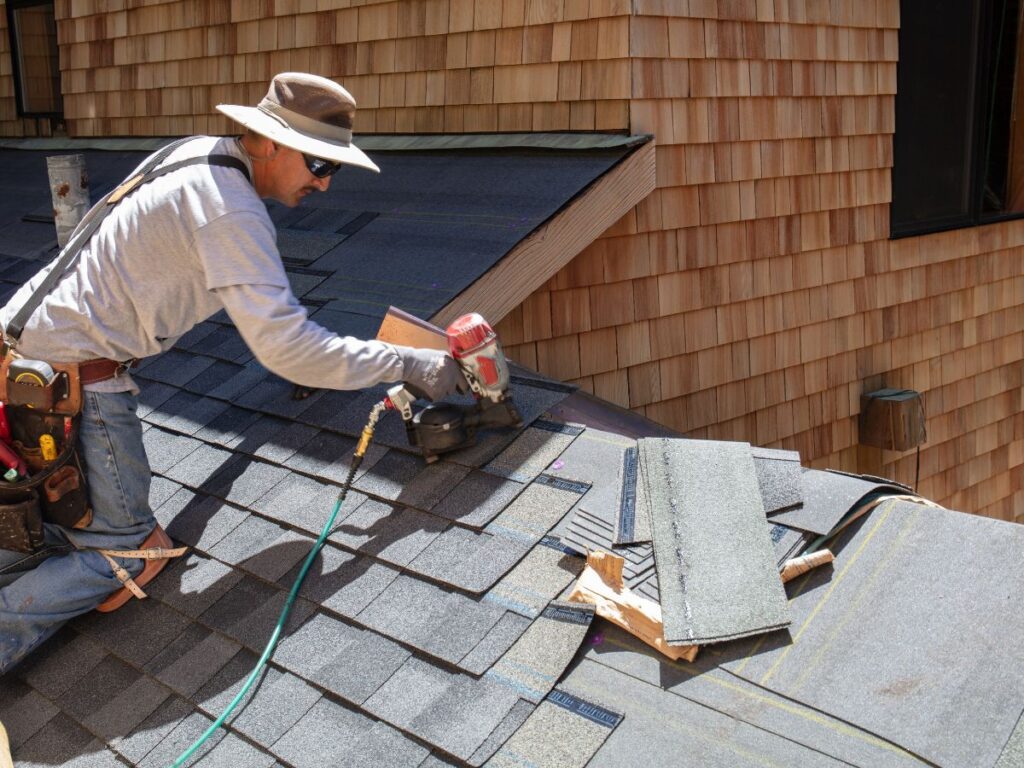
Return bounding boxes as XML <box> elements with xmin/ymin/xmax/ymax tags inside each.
<box><xmin>393</xmin><ymin>313</ymin><xmax>523</xmax><ymax>463</ymax></box>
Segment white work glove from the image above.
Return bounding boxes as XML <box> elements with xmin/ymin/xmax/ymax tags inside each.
<box><xmin>394</xmin><ymin>345</ymin><xmax>469</xmax><ymax>402</ymax></box>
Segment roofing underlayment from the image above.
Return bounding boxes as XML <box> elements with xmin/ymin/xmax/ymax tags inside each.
<box><xmin>1</xmin><ymin>142</ymin><xmax>1023</xmax><ymax>767</ymax></box>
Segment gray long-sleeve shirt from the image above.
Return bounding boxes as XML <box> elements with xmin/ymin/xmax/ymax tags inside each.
<box><xmin>0</xmin><ymin>136</ymin><xmax>404</xmax><ymax>393</ymax></box>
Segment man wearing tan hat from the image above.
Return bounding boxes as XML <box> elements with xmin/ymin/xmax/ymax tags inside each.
<box><xmin>0</xmin><ymin>73</ymin><xmax>465</xmax><ymax>673</ymax></box>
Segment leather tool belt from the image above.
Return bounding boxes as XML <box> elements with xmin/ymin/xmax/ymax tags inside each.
<box><xmin>0</xmin><ymin>356</ymin><xmax>93</xmax><ymax>553</ymax></box>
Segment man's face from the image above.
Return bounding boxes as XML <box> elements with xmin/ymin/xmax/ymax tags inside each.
<box><xmin>265</xmin><ymin>144</ymin><xmax>333</xmax><ymax>207</ymax></box>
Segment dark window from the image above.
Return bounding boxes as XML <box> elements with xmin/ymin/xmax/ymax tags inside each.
<box><xmin>5</xmin><ymin>0</ymin><xmax>63</xmax><ymax>117</ymax></box>
<box><xmin>892</xmin><ymin>0</ymin><xmax>1024</xmax><ymax>237</ymax></box>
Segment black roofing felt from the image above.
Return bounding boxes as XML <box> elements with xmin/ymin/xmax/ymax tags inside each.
<box><xmin>3</xmin><ymin>145</ymin><xmax>1024</xmax><ymax>768</ymax></box>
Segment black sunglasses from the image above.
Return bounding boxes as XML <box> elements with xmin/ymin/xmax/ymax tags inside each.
<box><xmin>302</xmin><ymin>153</ymin><xmax>342</xmax><ymax>178</ymax></box>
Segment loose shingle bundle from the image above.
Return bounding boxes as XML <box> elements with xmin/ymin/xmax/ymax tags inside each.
<box><xmin>639</xmin><ymin>439</ymin><xmax>792</xmax><ymax>646</ymax></box>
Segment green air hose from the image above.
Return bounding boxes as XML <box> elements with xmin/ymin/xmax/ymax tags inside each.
<box><xmin>171</xmin><ymin>401</ymin><xmax>388</xmax><ymax>767</ymax></box>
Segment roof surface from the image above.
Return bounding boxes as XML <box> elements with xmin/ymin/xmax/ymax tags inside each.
<box><xmin>0</xmin><ymin>144</ymin><xmax>1023</xmax><ymax>768</ymax></box>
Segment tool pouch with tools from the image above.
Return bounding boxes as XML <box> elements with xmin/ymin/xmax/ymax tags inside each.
<box><xmin>0</xmin><ymin>358</ymin><xmax>89</xmax><ymax>554</ymax></box>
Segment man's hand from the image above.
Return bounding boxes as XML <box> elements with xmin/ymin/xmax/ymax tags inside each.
<box><xmin>394</xmin><ymin>346</ymin><xmax>469</xmax><ymax>401</ymax></box>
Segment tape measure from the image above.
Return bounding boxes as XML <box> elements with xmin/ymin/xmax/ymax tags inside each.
<box><xmin>8</xmin><ymin>359</ymin><xmax>57</xmax><ymax>387</ymax></box>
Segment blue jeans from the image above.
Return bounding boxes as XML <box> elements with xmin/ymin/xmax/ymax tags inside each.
<box><xmin>0</xmin><ymin>391</ymin><xmax>154</xmax><ymax>673</ymax></box>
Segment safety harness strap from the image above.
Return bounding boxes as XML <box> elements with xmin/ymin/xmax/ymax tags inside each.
<box><xmin>3</xmin><ymin>138</ymin><xmax>251</xmax><ymax>353</ymax></box>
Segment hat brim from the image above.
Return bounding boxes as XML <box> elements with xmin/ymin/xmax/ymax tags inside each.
<box><xmin>216</xmin><ymin>104</ymin><xmax>380</xmax><ymax>174</ymax></box>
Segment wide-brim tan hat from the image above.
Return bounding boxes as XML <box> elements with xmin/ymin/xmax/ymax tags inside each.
<box><xmin>217</xmin><ymin>72</ymin><xmax>380</xmax><ymax>173</ymax></box>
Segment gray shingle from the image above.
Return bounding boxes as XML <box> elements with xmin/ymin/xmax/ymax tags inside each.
<box><xmin>142</xmin><ymin>427</ymin><xmax>202</xmax><ymax>474</ymax></box>
<box><xmin>314</xmin><ymin>627</ymin><xmax>412</xmax><ymax>705</ymax></box>
<box><xmin>230</xmin><ymin>671</ymin><xmax>322</xmax><ymax>749</ymax></box>
<box><xmin>281</xmin><ymin>544</ymin><xmax>400</xmax><ymax>618</ymax></box>
<box><xmin>155</xmin><ymin>489</ymin><xmax>248</xmax><ymax>552</ymax></box>
<box><xmin>193</xmin><ymin>732</ymin><xmax>278</xmax><ymax>768</ymax></box>
<box><xmin>57</xmin><ymin>654</ymin><xmax>172</xmax><ymax>742</ymax></box>
<box><xmin>290</xmin><ymin>387</ymin><xmax>364</xmax><ymax>431</ymax></box>
<box><xmin>396</xmin><ymin>460</ymin><xmax>473</xmax><ymax>511</ymax></box>
<box><xmin>11</xmin><ymin>713</ymin><xmax>115</xmax><ymax>767</ymax></box>
<box><xmin>149</xmin><ymin>475</ymin><xmax>182</xmax><ymax>510</ymax></box>
<box><xmin>357</xmin><ymin>574</ymin><xmax>505</xmax><ymax>666</ymax></box>
<box><xmin>145</xmin><ymin>623</ymin><xmax>243</xmax><ymax>697</ymax></box>
<box><xmin>137</xmin><ymin>381</ymin><xmax>186</xmax><ymax>420</ymax></box>
<box><xmin>145</xmin><ymin>552</ymin><xmax>244</xmax><ymax>618</ymax></box>
<box><xmin>484</xmin><ymin>544</ymin><xmax>584</xmax><ymax>619</ymax></box>
<box><xmin>174</xmin><ymin>320</ymin><xmax>220</xmax><ymax>351</ymax></box>
<box><xmin>352</xmin><ymin>448</ymin><xmax>424</xmax><ymax>499</ymax></box>
<box><xmin>136</xmin><ymin>709</ymin><xmax>227</xmax><ymax>767</ymax></box>
<box><xmin>251</xmin><ymin>470</ymin><xmax>364</xmax><ymax>534</ymax></box>
<box><xmin>71</xmin><ymin>597</ymin><xmax>192</xmax><ymax>667</ymax></box>
<box><xmin>284</xmin><ymin>430</ymin><xmax>359</xmax><ymax>484</ymax></box>
<box><xmin>182</xmin><ymin>359</ymin><xmax>246</xmax><ymax>396</ymax></box>
<box><xmin>140</xmin><ymin>350</ymin><xmax>217</xmax><ymax>387</ymax></box>
<box><xmin>486</xmin><ymin>601</ymin><xmax>594</xmax><ymax>703</ymax></box>
<box><xmin>338</xmin><ymin>721</ymin><xmax>431</xmax><ymax>768</ymax></box>
<box><xmin>162</xmin><ymin>441</ymin><xmax>234</xmax><ymax>488</ymax></box>
<box><xmin>362</xmin><ymin>656</ymin><xmax>453</xmax><ymax>731</ymax></box>
<box><xmin>752</xmin><ymin>446</ymin><xmax>802</xmax><ymax>514</ymax></box>
<box><xmin>466</xmin><ymin>698</ymin><xmax>534</xmax><ymax>766</ymax></box>
<box><xmin>208</xmin><ymin>361</ymin><xmax>270</xmax><ymax>400</ymax></box>
<box><xmin>190</xmin><ymin>648</ymin><xmax>264</xmax><ymax>715</ymax></box>
<box><xmin>407</xmin><ymin>526</ymin><xmax>530</xmax><ymax>594</ymax></box>
<box><xmin>150</xmin><ymin>392</ymin><xmax>232</xmax><ymax>437</ymax></box>
<box><xmin>207</xmin><ymin>514</ymin><xmax>312</xmax><ymax>582</ymax></box>
<box><xmin>642</xmin><ymin>438</ymin><xmax>790</xmax><ymax>645</ymax></box>
<box><xmin>408</xmin><ymin>672</ymin><xmax>522</xmax><ymax>761</ymax></box>
<box><xmin>193</xmin><ymin>404</ymin><xmax>263</xmax><ymax>447</ymax></box>
<box><xmin>269</xmin><ymin>698</ymin><xmax>375</xmax><ymax>768</ymax></box>
<box><xmin>14</xmin><ymin>627</ymin><xmax>107</xmax><ymax>699</ymax></box>
<box><xmin>109</xmin><ymin>695</ymin><xmax>195</xmax><ymax>766</ymax></box>
<box><xmin>483</xmin><ymin>421</ymin><xmax>583</xmax><ymax>483</ymax></box>
<box><xmin>328</xmin><ymin>499</ymin><xmax>446</xmax><ymax>567</ymax></box>
<box><xmin>430</xmin><ymin>471</ymin><xmax>525</xmax><ymax>528</ymax></box>
<box><xmin>233</xmin><ymin>416</ymin><xmax>319</xmax><ymax>464</ymax></box>
<box><xmin>458</xmin><ymin>611</ymin><xmax>533</xmax><ymax>675</ymax></box>
<box><xmin>273</xmin><ymin>612</ymin><xmax>363</xmax><ymax>680</ymax></box>
<box><xmin>0</xmin><ymin>680</ymin><xmax>58</xmax><ymax>750</ymax></box>
<box><xmin>198</xmin><ymin>576</ymin><xmax>315</xmax><ymax>651</ymax></box>
<box><xmin>203</xmin><ymin>329</ymin><xmax>258</xmax><ymax>367</ymax></box>
<box><xmin>486</xmin><ymin>692</ymin><xmax>616</xmax><ymax>768</ymax></box>
<box><xmin>202</xmin><ymin>455</ymin><xmax>290</xmax><ymax>506</ymax></box>
<box><xmin>486</xmin><ymin>482</ymin><xmax>585</xmax><ymax>546</ymax></box>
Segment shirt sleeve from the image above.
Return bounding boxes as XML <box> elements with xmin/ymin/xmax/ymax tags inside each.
<box><xmin>213</xmin><ymin>282</ymin><xmax>405</xmax><ymax>390</ymax></box>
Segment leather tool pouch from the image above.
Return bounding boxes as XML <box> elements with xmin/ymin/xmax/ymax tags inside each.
<box><xmin>0</xmin><ymin>368</ymin><xmax>89</xmax><ymax>554</ymax></box>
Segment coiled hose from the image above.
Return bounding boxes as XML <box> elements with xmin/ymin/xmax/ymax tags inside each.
<box><xmin>171</xmin><ymin>401</ymin><xmax>388</xmax><ymax>767</ymax></box>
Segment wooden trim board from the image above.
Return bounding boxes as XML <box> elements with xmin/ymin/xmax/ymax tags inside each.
<box><xmin>431</xmin><ymin>139</ymin><xmax>657</xmax><ymax>327</ymax></box>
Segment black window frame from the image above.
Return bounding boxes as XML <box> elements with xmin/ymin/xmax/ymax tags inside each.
<box><xmin>5</xmin><ymin>0</ymin><xmax>63</xmax><ymax>119</ymax></box>
<box><xmin>892</xmin><ymin>0</ymin><xmax>1024</xmax><ymax>238</ymax></box>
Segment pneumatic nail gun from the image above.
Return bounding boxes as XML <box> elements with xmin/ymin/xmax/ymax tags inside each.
<box><xmin>385</xmin><ymin>313</ymin><xmax>522</xmax><ymax>463</ymax></box>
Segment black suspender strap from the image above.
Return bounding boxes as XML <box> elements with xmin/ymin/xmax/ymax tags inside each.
<box><xmin>2</xmin><ymin>138</ymin><xmax>251</xmax><ymax>355</ymax></box>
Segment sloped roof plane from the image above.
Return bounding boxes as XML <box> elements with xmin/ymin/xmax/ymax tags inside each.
<box><xmin>0</xmin><ymin>137</ymin><xmax>1022</xmax><ymax>767</ymax></box>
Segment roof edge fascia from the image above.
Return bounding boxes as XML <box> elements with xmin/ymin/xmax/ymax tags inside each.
<box><xmin>431</xmin><ymin>137</ymin><xmax>657</xmax><ymax>328</ymax></box>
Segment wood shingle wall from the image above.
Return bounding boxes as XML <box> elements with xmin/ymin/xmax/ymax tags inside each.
<box><xmin>0</xmin><ymin>0</ymin><xmax>1019</xmax><ymax>520</ymax></box>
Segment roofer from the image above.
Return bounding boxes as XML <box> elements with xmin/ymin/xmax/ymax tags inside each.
<box><xmin>0</xmin><ymin>73</ymin><xmax>466</xmax><ymax>673</ymax></box>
